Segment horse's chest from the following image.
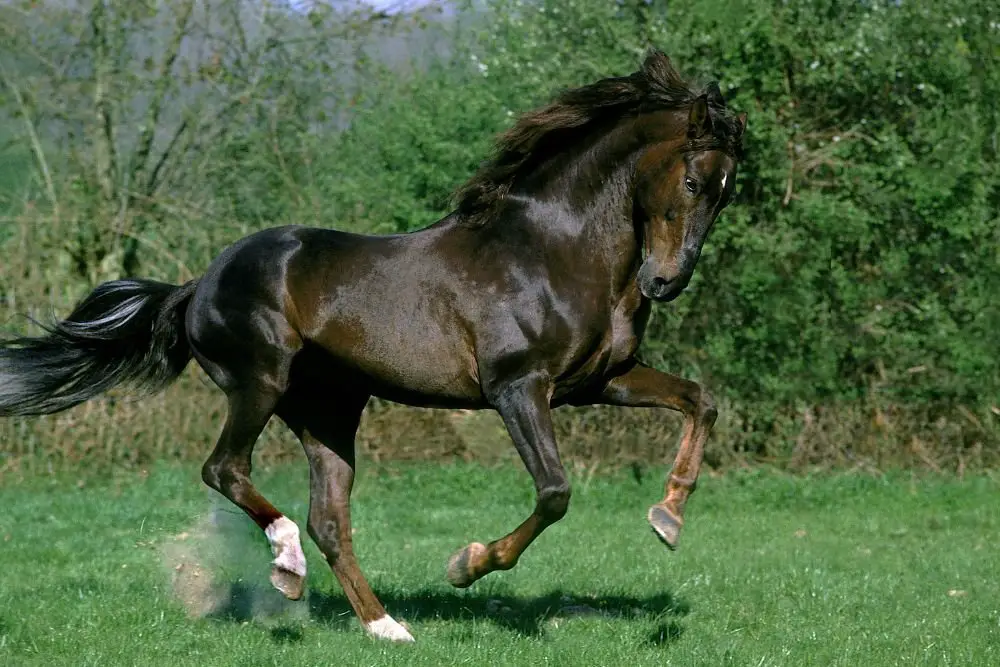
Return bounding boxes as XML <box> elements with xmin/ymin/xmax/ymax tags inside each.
<box><xmin>607</xmin><ymin>287</ymin><xmax>649</xmax><ymax>367</ymax></box>
<box><xmin>555</xmin><ymin>288</ymin><xmax>649</xmax><ymax>397</ymax></box>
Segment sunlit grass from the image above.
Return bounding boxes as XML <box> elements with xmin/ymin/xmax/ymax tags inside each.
<box><xmin>0</xmin><ymin>463</ymin><xmax>996</xmax><ymax>666</ymax></box>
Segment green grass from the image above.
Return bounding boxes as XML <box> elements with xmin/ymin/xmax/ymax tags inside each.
<box><xmin>0</xmin><ymin>462</ymin><xmax>997</xmax><ymax>666</ymax></box>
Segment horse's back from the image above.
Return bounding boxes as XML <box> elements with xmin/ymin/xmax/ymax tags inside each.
<box><xmin>286</xmin><ymin>227</ymin><xmax>486</xmax><ymax>406</ymax></box>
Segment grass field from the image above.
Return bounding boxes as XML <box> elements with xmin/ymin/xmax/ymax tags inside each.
<box><xmin>0</xmin><ymin>462</ymin><xmax>997</xmax><ymax>666</ymax></box>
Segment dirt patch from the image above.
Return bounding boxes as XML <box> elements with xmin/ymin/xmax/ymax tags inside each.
<box><xmin>161</xmin><ymin>514</ymin><xmax>229</xmax><ymax>618</ymax></box>
<box><xmin>160</xmin><ymin>504</ymin><xmax>309</xmax><ymax>624</ymax></box>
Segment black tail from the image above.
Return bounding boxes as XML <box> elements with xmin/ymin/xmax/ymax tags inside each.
<box><xmin>0</xmin><ymin>279</ymin><xmax>199</xmax><ymax>416</ymax></box>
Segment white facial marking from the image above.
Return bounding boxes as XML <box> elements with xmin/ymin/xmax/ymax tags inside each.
<box><xmin>264</xmin><ymin>516</ymin><xmax>307</xmax><ymax>577</ymax></box>
<box><xmin>366</xmin><ymin>615</ymin><xmax>416</xmax><ymax>642</ymax></box>
<box><xmin>720</xmin><ymin>172</ymin><xmax>728</xmax><ymax>190</ymax></box>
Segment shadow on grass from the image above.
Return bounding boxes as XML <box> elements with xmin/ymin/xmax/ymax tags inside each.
<box><xmin>648</xmin><ymin>619</ymin><xmax>684</xmax><ymax>646</ymax></box>
<box><xmin>206</xmin><ymin>582</ymin><xmax>689</xmax><ymax>646</ymax></box>
<box><xmin>269</xmin><ymin>624</ymin><xmax>305</xmax><ymax>643</ymax></box>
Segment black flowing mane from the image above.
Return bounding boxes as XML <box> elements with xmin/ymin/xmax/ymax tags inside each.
<box><xmin>454</xmin><ymin>50</ymin><xmax>745</xmax><ymax>222</ymax></box>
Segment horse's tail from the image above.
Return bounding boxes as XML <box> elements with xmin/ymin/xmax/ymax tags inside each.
<box><xmin>0</xmin><ymin>279</ymin><xmax>199</xmax><ymax>416</ymax></box>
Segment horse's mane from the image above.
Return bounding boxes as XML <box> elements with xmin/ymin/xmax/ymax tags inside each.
<box><xmin>453</xmin><ymin>50</ymin><xmax>745</xmax><ymax>223</ymax></box>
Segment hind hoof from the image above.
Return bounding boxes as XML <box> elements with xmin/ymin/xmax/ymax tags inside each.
<box><xmin>270</xmin><ymin>565</ymin><xmax>305</xmax><ymax>600</ymax></box>
<box><xmin>265</xmin><ymin>517</ymin><xmax>307</xmax><ymax>599</ymax></box>
<box><xmin>366</xmin><ymin>615</ymin><xmax>415</xmax><ymax>642</ymax></box>
<box><xmin>447</xmin><ymin>542</ymin><xmax>487</xmax><ymax>588</ymax></box>
<box><xmin>648</xmin><ymin>504</ymin><xmax>682</xmax><ymax>550</ymax></box>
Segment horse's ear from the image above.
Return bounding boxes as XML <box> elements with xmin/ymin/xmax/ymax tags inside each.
<box><xmin>705</xmin><ymin>81</ymin><xmax>725</xmax><ymax>108</ymax></box>
<box><xmin>735</xmin><ymin>112</ymin><xmax>748</xmax><ymax>139</ymax></box>
<box><xmin>687</xmin><ymin>95</ymin><xmax>712</xmax><ymax>139</ymax></box>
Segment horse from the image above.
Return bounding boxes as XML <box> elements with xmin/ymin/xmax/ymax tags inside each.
<box><xmin>0</xmin><ymin>50</ymin><xmax>746</xmax><ymax>642</ymax></box>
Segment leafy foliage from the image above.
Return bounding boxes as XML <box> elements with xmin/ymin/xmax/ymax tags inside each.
<box><xmin>313</xmin><ymin>0</ymin><xmax>999</xmax><ymax>452</ymax></box>
<box><xmin>1</xmin><ymin>0</ymin><xmax>997</xmax><ymax>465</ymax></box>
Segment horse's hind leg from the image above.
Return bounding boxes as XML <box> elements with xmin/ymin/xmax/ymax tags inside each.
<box><xmin>278</xmin><ymin>391</ymin><xmax>414</xmax><ymax>642</ymax></box>
<box><xmin>200</xmin><ymin>385</ymin><xmax>307</xmax><ymax>600</ymax></box>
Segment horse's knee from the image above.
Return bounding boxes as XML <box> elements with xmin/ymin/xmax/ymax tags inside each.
<box><xmin>537</xmin><ymin>482</ymin><xmax>571</xmax><ymax>522</ymax></box>
<box><xmin>697</xmin><ymin>387</ymin><xmax>717</xmax><ymax>424</ymax></box>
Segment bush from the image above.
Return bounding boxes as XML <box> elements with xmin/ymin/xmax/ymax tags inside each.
<box><xmin>1</xmin><ymin>0</ymin><xmax>997</xmax><ymax>472</ymax></box>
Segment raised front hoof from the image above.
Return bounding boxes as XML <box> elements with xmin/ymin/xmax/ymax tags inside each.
<box><xmin>270</xmin><ymin>565</ymin><xmax>306</xmax><ymax>600</ymax></box>
<box><xmin>366</xmin><ymin>615</ymin><xmax>415</xmax><ymax>642</ymax></box>
<box><xmin>647</xmin><ymin>504</ymin><xmax>683</xmax><ymax>550</ymax></box>
<box><xmin>446</xmin><ymin>542</ymin><xmax>487</xmax><ymax>588</ymax></box>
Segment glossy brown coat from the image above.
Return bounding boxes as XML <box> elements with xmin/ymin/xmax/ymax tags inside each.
<box><xmin>0</xmin><ymin>51</ymin><xmax>746</xmax><ymax>641</ymax></box>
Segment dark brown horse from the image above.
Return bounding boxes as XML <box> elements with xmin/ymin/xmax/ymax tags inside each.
<box><xmin>0</xmin><ymin>51</ymin><xmax>745</xmax><ymax>641</ymax></box>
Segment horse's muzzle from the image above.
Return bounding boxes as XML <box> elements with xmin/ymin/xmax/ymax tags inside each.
<box><xmin>637</xmin><ymin>258</ymin><xmax>692</xmax><ymax>302</ymax></box>
<box><xmin>639</xmin><ymin>274</ymin><xmax>689</xmax><ymax>302</ymax></box>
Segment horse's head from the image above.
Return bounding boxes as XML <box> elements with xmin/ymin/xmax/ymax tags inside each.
<box><xmin>633</xmin><ymin>83</ymin><xmax>746</xmax><ymax>302</ymax></box>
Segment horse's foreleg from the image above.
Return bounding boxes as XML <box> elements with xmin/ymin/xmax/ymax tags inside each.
<box><xmin>590</xmin><ymin>359</ymin><xmax>717</xmax><ymax>549</ymax></box>
<box><xmin>279</xmin><ymin>395</ymin><xmax>413</xmax><ymax>642</ymax></box>
<box><xmin>201</xmin><ymin>389</ymin><xmax>307</xmax><ymax>600</ymax></box>
<box><xmin>447</xmin><ymin>372</ymin><xmax>570</xmax><ymax>588</ymax></box>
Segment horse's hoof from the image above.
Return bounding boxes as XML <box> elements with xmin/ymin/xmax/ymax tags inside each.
<box><xmin>366</xmin><ymin>615</ymin><xmax>415</xmax><ymax>642</ymax></box>
<box><xmin>647</xmin><ymin>504</ymin><xmax>682</xmax><ymax>550</ymax></box>
<box><xmin>270</xmin><ymin>565</ymin><xmax>305</xmax><ymax>600</ymax></box>
<box><xmin>265</xmin><ymin>517</ymin><xmax>306</xmax><ymax>599</ymax></box>
<box><xmin>446</xmin><ymin>542</ymin><xmax>487</xmax><ymax>588</ymax></box>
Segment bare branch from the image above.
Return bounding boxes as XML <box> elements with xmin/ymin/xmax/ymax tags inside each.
<box><xmin>229</xmin><ymin>0</ymin><xmax>250</xmax><ymax>55</ymax></box>
<box><xmin>0</xmin><ymin>62</ymin><xmax>59</xmax><ymax>215</ymax></box>
<box><xmin>90</xmin><ymin>1</ymin><xmax>118</xmax><ymax>204</ymax></box>
<box><xmin>145</xmin><ymin>118</ymin><xmax>188</xmax><ymax>197</ymax></box>
<box><xmin>151</xmin><ymin>90</ymin><xmax>256</xmax><ymax>195</ymax></box>
<box><xmin>0</xmin><ymin>21</ymin><xmax>60</xmax><ymax>76</ymax></box>
<box><xmin>130</xmin><ymin>0</ymin><xmax>196</xmax><ymax>199</ymax></box>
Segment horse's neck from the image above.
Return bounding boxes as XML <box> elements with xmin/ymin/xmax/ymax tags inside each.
<box><xmin>524</xmin><ymin>122</ymin><xmax>650</xmax><ymax>293</ymax></box>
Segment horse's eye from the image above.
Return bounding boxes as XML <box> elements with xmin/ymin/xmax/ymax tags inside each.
<box><xmin>684</xmin><ymin>177</ymin><xmax>698</xmax><ymax>193</ymax></box>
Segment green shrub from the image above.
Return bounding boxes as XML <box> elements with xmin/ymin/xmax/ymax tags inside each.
<box><xmin>1</xmin><ymin>0</ymin><xmax>996</xmax><ymax>471</ymax></box>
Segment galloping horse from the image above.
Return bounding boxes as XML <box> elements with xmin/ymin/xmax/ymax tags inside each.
<box><xmin>0</xmin><ymin>51</ymin><xmax>745</xmax><ymax>641</ymax></box>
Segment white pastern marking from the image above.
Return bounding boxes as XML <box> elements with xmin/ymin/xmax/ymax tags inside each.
<box><xmin>366</xmin><ymin>615</ymin><xmax>415</xmax><ymax>642</ymax></box>
<box><xmin>720</xmin><ymin>172</ymin><xmax>728</xmax><ymax>190</ymax></box>
<box><xmin>264</xmin><ymin>516</ymin><xmax>306</xmax><ymax>577</ymax></box>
